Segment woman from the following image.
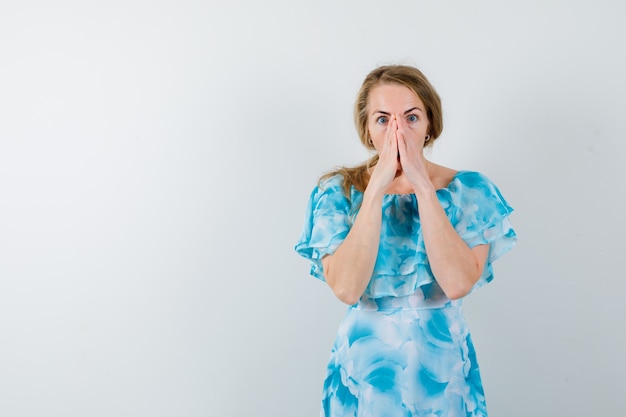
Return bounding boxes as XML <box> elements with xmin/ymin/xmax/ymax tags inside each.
<box><xmin>295</xmin><ymin>65</ymin><xmax>516</xmax><ymax>417</ymax></box>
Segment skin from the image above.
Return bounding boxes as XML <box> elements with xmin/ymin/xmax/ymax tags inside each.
<box><xmin>322</xmin><ymin>83</ymin><xmax>490</xmax><ymax>304</ymax></box>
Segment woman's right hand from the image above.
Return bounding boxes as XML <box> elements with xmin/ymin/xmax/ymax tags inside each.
<box><xmin>367</xmin><ymin>115</ymin><xmax>399</xmax><ymax>195</ymax></box>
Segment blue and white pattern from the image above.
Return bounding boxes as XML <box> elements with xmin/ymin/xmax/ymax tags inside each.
<box><xmin>295</xmin><ymin>171</ymin><xmax>516</xmax><ymax>416</ymax></box>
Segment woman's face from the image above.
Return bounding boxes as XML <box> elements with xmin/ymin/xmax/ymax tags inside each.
<box><xmin>367</xmin><ymin>83</ymin><xmax>430</xmax><ymax>153</ymax></box>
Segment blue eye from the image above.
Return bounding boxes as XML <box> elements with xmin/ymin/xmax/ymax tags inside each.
<box><xmin>407</xmin><ymin>114</ymin><xmax>418</xmax><ymax>122</ymax></box>
<box><xmin>376</xmin><ymin>116</ymin><xmax>388</xmax><ymax>125</ymax></box>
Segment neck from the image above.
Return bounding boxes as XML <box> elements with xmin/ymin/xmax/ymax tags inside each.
<box><xmin>387</xmin><ymin>174</ymin><xmax>413</xmax><ymax>194</ymax></box>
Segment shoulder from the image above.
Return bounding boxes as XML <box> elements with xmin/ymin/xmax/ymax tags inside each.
<box><xmin>317</xmin><ymin>173</ymin><xmax>345</xmax><ymax>191</ymax></box>
<box><xmin>307</xmin><ymin>174</ymin><xmax>351</xmax><ymax>212</ymax></box>
<box><xmin>454</xmin><ymin>170</ymin><xmax>493</xmax><ymax>187</ymax></box>
<box><xmin>428</xmin><ymin>163</ymin><xmax>461</xmax><ymax>190</ymax></box>
<box><xmin>452</xmin><ymin>171</ymin><xmax>505</xmax><ymax>197</ymax></box>
<box><xmin>449</xmin><ymin>171</ymin><xmax>514</xmax><ymax>215</ymax></box>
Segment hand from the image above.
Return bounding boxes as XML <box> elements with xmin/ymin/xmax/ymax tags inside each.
<box><xmin>395</xmin><ymin>115</ymin><xmax>433</xmax><ymax>193</ymax></box>
<box><xmin>367</xmin><ymin>116</ymin><xmax>400</xmax><ymax>195</ymax></box>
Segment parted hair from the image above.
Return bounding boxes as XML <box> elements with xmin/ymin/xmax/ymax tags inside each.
<box><xmin>320</xmin><ymin>65</ymin><xmax>443</xmax><ymax>197</ymax></box>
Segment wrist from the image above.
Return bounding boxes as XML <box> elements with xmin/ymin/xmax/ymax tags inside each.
<box><xmin>364</xmin><ymin>177</ymin><xmax>389</xmax><ymax>200</ymax></box>
<box><xmin>412</xmin><ymin>181</ymin><xmax>436</xmax><ymax>200</ymax></box>
<box><xmin>363</xmin><ymin>187</ymin><xmax>385</xmax><ymax>206</ymax></box>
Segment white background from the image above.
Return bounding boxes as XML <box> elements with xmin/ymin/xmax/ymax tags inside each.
<box><xmin>1</xmin><ymin>1</ymin><xmax>625</xmax><ymax>416</ymax></box>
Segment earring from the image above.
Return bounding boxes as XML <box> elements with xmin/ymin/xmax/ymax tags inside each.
<box><xmin>424</xmin><ymin>135</ymin><xmax>431</xmax><ymax>142</ymax></box>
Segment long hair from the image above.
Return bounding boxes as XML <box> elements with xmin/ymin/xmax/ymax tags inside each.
<box><xmin>320</xmin><ymin>65</ymin><xmax>443</xmax><ymax>198</ymax></box>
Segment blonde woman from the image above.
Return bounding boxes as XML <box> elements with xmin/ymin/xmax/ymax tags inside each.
<box><xmin>296</xmin><ymin>64</ymin><xmax>516</xmax><ymax>416</ymax></box>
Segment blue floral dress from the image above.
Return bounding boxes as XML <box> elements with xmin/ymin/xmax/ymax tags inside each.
<box><xmin>295</xmin><ymin>171</ymin><xmax>516</xmax><ymax>417</ymax></box>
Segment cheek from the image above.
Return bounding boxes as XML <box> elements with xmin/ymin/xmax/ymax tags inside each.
<box><xmin>369</xmin><ymin>126</ymin><xmax>385</xmax><ymax>141</ymax></box>
<box><xmin>367</xmin><ymin>130</ymin><xmax>384</xmax><ymax>150</ymax></box>
<box><xmin>367</xmin><ymin>124</ymin><xmax>379</xmax><ymax>138</ymax></box>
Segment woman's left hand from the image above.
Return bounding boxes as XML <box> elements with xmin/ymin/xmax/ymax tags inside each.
<box><xmin>395</xmin><ymin>116</ymin><xmax>433</xmax><ymax>194</ymax></box>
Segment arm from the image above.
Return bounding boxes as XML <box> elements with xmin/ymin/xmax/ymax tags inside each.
<box><xmin>396</xmin><ymin>116</ymin><xmax>489</xmax><ymax>300</ymax></box>
<box><xmin>325</xmin><ymin>180</ymin><xmax>488</xmax><ymax>302</ymax></box>
<box><xmin>322</xmin><ymin>119</ymin><xmax>402</xmax><ymax>305</ymax></box>
<box><xmin>413</xmin><ymin>186</ymin><xmax>489</xmax><ymax>299</ymax></box>
<box><xmin>322</xmin><ymin>190</ymin><xmax>384</xmax><ymax>305</ymax></box>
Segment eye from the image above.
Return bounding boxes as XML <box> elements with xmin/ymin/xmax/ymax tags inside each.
<box><xmin>407</xmin><ymin>114</ymin><xmax>418</xmax><ymax>123</ymax></box>
<box><xmin>376</xmin><ymin>116</ymin><xmax>388</xmax><ymax>125</ymax></box>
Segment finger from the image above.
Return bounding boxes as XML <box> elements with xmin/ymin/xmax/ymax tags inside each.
<box><xmin>385</xmin><ymin>118</ymin><xmax>398</xmax><ymax>155</ymax></box>
<box><xmin>390</xmin><ymin>113</ymin><xmax>401</xmax><ymax>135</ymax></box>
<box><xmin>397</xmin><ymin>131</ymin><xmax>407</xmax><ymax>159</ymax></box>
<box><xmin>389</xmin><ymin>116</ymin><xmax>398</xmax><ymax>140</ymax></box>
<box><xmin>395</xmin><ymin>126</ymin><xmax>406</xmax><ymax>156</ymax></box>
<box><xmin>380</xmin><ymin>120</ymin><xmax>393</xmax><ymax>157</ymax></box>
<box><xmin>385</xmin><ymin>117</ymin><xmax>397</xmax><ymax>152</ymax></box>
<box><xmin>395</xmin><ymin>113</ymin><xmax>406</xmax><ymax>131</ymax></box>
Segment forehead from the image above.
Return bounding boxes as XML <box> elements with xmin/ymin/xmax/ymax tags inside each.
<box><xmin>367</xmin><ymin>83</ymin><xmax>424</xmax><ymax>111</ymax></box>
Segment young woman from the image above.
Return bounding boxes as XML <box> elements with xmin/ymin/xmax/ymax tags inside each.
<box><xmin>296</xmin><ymin>64</ymin><xmax>517</xmax><ymax>416</ymax></box>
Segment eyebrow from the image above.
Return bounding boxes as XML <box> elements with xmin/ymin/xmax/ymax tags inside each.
<box><xmin>373</xmin><ymin>107</ymin><xmax>424</xmax><ymax>116</ymax></box>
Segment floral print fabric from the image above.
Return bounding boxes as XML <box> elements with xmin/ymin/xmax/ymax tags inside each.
<box><xmin>295</xmin><ymin>171</ymin><xmax>516</xmax><ymax>416</ymax></box>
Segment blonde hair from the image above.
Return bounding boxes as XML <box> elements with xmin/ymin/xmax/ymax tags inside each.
<box><xmin>321</xmin><ymin>65</ymin><xmax>443</xmax><ymax>197</ymax></box>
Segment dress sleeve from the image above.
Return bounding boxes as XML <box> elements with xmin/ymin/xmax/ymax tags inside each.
<box><xmin>294</xmin><ymin>176</ymin><xmax>351</xmax><ymax>281</ymax></box>
<box><xmin>451</xmin><ymin>172</ymin><xmax>517</xmax><ymax>290</ymax></box>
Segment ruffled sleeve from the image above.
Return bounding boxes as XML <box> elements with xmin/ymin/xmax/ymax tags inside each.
<box><xmin>447</xmin><ymin>171</ymin><xmax>517</xmax><ymax>291</ymax></box>
<box><xmin>294</xmin><ymin>175</ymin><xmax>351</xmax><ymax>281</ymax></box>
